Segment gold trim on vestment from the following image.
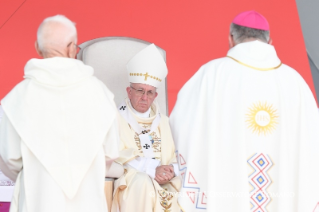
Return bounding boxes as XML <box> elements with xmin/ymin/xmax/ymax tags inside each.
<box><xmin>158</xmin><ymin>189</ymin><xmax>173</xmax><ymax>211</ymax></box>
<box><xmin>177</xmin><ymin>201</ymin><xmax>186</xmax><ymax>212</ymax></box>
<box><xmin>227</xmin><ymin>56</ymin><xmax>282</xmax><ymax>71</ymax></box>
<box><xmin>168</xmin><ymin>181</ymin><xmax>179</xmax><ymax>193</ymax></box>
<box><xmin>113</xmin><ymin>161</ymin><xmax>122</xmax><ymax>165</ymax></box>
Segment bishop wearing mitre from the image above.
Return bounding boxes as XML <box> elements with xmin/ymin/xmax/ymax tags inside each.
<box><xmin>112</xmin><ymin>44</ymin><xmax>182</xmax><ymax>212</ymax></box>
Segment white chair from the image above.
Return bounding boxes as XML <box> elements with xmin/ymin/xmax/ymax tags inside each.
<box><xmin>77</xmin><ymin>37</ymin><xmax>168</xmax><ymax>211</ymax></box>
<box><xmin>77</xmin><ymin>37</ymin><xmax>168</xmax><ymax>115</ymax></box>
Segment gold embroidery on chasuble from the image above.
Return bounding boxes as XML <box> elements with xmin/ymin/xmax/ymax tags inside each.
<box><xmin>158</xmin><ymin>189</ymin><xmax>173</xmax><ymax>212</ymax></box>
<box><xmin>246</xmin><ymin>101</ymin><xmax>279</xmax><ymax>136</ymax></box>
<box><xmin>128</xmin><ymin>103</ymin><xmax>162</xmax><ymax>159</ymax></box>
<box><xmin>134</xmin><ymin>121</ymin><xmax>162</xmax><ymax>159</ymax></box>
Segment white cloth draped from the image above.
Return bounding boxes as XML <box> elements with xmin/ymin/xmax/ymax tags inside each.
<box><xmin>170</xmin><ymin>41</ymin><xmax>319</xmax><ymax>212</ymax></box>
<box><xmin>0</xmin><ymin>57</ymin><xmax>119</xmax><ymax>212</ymax></box>
<box><xmin>0</xmin><ymin>105</ymin><xmax>15</xmax><ymax>202</ymax></box>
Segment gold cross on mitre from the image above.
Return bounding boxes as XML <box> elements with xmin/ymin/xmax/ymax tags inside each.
<box><xmin>143</xmin><ymin>72</ymin><xmax>150</xmax><ymax>81</ymax></box>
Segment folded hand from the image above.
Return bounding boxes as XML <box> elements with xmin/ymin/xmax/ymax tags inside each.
<box><xmin>154</xmin><ymin>165</ymin><xmax>174</xmax><ymax>185</ymax></box>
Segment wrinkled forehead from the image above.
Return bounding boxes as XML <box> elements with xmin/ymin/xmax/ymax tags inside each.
<box><xmin>130</xmin><ymin>83</ymin><xmax>157</xmax><ymax>91</ymax></box>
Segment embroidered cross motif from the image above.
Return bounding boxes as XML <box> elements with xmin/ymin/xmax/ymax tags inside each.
<box><xmin>143</xmin><ymin>144</ymin><xmax>150</xmax><ymax>149</ymax></box>
<box><xmin>143</xmin><ymin>72</ymin><xmax>150</xmax><ymax>81</ymax></box>
<box><xmin>141</xmin><ymin>130</ymin><xmax>149</xmax><ymax>134</ymax></box>
<box><xmin>120</xmin><ymin>106</ymin><xmax>126</xmax><ymax>110</ymax></box>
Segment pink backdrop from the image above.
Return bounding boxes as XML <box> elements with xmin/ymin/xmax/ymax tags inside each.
<box><xmin>0</xmin><ymin>0</ymin><xmax>316</xmax><ymax>112</ymax></box>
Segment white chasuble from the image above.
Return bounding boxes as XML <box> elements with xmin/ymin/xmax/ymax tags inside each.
<box><xmin>170</xmin><ymin>41</ymin><xmax>319</xmax><ymax>212</ymax></box>
<box><xmin>0</xmin><ymin>57</ymin><xmax>119</xmax><ymax>212</ymax></box>
<box><xmin>112</xmin><ymin>100</ymin><xmax>182</xmax><ymax>212</ymax></box>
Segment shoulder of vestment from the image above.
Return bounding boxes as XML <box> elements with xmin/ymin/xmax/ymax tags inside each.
<box><xmin>1</xmin><ymin>79</ymin><xmax>30</xmax><ymax>104</ymax></box>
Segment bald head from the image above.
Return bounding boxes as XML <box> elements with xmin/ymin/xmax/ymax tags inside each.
<box><xmin>36</xmin><ymin>15</ymin><xmax>78</xmax><ymax>58</ymax></box>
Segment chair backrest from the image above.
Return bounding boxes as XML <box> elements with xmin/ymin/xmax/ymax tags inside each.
<box><xmin>77</xmin><ymin>37</ymin><xmax>168</xmax><ymax>115</ymax></box>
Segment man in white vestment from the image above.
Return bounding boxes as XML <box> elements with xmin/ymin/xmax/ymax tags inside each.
<box><xmin>0</xmin><ymin>105</ymin><xmax>14</xmax><ymax>212</ymax></box>
<box><xmin>112</xmin><ymin>44</ymin><xmax>181</xmax><ymax>212</ymax></box>
<box><xmin>170</xmin><ymin>11</ymin><xmax>319</xmax><ymax>212</ymax></box>
<box><xmin>0</xmin><ymin>15</ymin><xmax>119</xmax><ymax>212</ymax></box>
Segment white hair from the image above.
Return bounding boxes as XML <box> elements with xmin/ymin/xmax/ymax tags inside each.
<box><xmin>37</xmin><ymin>15</ymin><xmax>77</xmax><ymax>52</ymax></box>
<box><xmin>230</xmin><ymin>23</ymin><xmax>270</xmax><ymax>44</ymax></box>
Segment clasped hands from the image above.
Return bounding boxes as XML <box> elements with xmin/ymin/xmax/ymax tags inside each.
<box><xmin>154</xmin><ymin>165</ymin><xmax>174</xmax><ymax>185</ymax></box>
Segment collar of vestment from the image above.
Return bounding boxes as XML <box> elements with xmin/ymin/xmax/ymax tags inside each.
<box><xmin>1</xmin><ymin>57</ymin><xmax>117</xmax><ymax>199</ymax></box>
<box><xmin>24</xmin><ymin>57</ymin><xmax>94</xmax><ymax>86</ymax></box>
<box><xmin>118</xmin><ymin>98</ymin><xmax>160</xmax><ymax>127</ymax></box>
<box><xmin>126</xmin><ymin>98</ymin><xmax>158</xmax><ymax>124</ymax></box>
<box><xmin>226</xmin><ymin>40</ymin><xmax>282</xmax><ymax>71</ymax></box>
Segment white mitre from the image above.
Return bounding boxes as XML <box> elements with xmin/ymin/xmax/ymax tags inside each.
<box><xmin>127</xmin><ymin>43</ymin><xmax>168</xmax><ymax>88</ymax></box>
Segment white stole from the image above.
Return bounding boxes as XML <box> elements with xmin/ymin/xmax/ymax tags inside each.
<box><xmin>118</xmin><ymin>99</ymin><xmax>161</xmax><ymax>159</ymax></box>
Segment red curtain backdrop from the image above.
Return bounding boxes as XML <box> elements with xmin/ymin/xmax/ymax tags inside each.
<box><xmin>0</xmin><ymin>0</ymin><xmax>315</xmax><ymax>112</ymax></box>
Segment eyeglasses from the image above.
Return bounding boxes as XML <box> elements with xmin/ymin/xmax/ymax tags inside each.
<box><xmin>130</xmin><ymin>86</ymin><xmax>156</xmax><ymax>98</ymax></box>
<box><xmin>67</xmin><ymin>42</ymin><xmax>81</xmax><ymax>54</ymax></box>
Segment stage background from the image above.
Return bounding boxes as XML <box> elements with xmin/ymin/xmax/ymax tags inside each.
<box><xmin>0</xmin><ymin>0</ymin><xmax>317</xmax><ymax>112</ymax></box>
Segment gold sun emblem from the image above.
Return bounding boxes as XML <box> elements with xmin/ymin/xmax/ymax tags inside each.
<box><xmin>246</xmin><ymin>101</ymin><xmax>278</xmax><ymax>136</ymax></box>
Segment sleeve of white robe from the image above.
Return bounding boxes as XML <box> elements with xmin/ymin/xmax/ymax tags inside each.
<box><xmin>127</xmin><ymin>157</ymin><xmax>160</xmax><ymax>178</ymax></box>
<box><xmin>0</xmin><ymin>112</ymin><xmax>22</xmax><ymax>182</ymax></box>
<box><xmin>97</xmin><ymin>80</ymin><xmax>121</xmax><ymax>175</ymax></box>
<box><xmin>104</xmin><ymin>117</ymin><xmax>120</xmax><ymax>176</ymax></box>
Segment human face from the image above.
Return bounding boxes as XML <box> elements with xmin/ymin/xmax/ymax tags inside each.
<box><xmin>126</xmin><ymin>83</ymin><xmax>158</xmax><ymax>113</ymax></box>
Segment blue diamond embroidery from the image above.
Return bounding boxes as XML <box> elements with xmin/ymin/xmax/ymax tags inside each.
<box><xmin>257</xmin><ymin>176</ymin><xmax>264</xmax><ymax>185</ymax></box>
<box><xmin>258</xmin><ymin>158</ymin><xmax>265</xmax><ymax>167</ymax></box>
<box><xmin>256</xmin><ymin>194</ymin><xmax>264</xmax><ymax>202</ymax></box>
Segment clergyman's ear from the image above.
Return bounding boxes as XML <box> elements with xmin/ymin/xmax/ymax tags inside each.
<box><xmin>228</xmin><ymin>34</ymin><xmax>235</xmax><ymax>49</ymax></box>
<box><xmin>126</xmin><ymin>86</ymin><xmax>131</xmax><ymax>98</ymax></box>
<box><xmin>35</xmin><ymin>41</ymin><xmax>44</xmax><ymax>58</ymax></box>
<box><xmin>67</xmin><ymin>42</ymin><xmax>76</xmax><ymax>59</ymax></box>
<box><xmin>268</xmin><ymin>38</ymin><xmax>273</xmax><ymax>45</ymax></box>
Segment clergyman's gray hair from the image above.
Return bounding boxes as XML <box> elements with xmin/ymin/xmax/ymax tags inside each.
<box><xmin>230</xmin><ymin>23</ymin><xmax>270</xmax><ymax>44</ymax></box>
<box><xmin>37</xmin><ymin>15</ymin><xmax>77</xmax><ymax>51</ymax></box>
